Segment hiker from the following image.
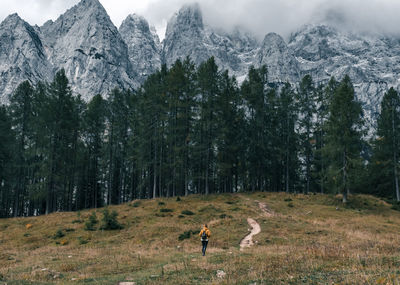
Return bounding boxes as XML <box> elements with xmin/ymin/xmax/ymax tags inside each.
<box><xmin>199</xmin><ymin>224</ymin><xmax>211</xmax><ymax>256</ymax></box>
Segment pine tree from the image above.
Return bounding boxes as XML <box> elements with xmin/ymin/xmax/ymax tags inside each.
<box><xmin>324</xmin><ymin>75</ymin><xmax>364</xmax><ymax>203</ymax></box>
<box><xmin>297</xmin><ymin>75</ymin><xmax>316</xmax><ymax>194</ymax></box>
<box><xmin>9</xmin><ymin>81</ymin><xmax>34</xmax><ymax>216</ymax></box>
<box><xmin>44</xmin><ymin>69</ymin><xmax>79</xmax><ymax>214</ymax></box>
<box><xmin>136</xmin><ymin>66</ymin><xmax>168</xmax><ymax>199</ymax></box>
<box><xmin>82</xmin><ymin>94</ymin><xmax>106</xmax><ymax>208</ymax></box>
<box><xmin>215</xmin><ymin>71</ymin><xmax>242</xmax><ymax>193</ymax></box>
<box><xmin>371</xmin><ymin>88</ymin><xmax>400</xmax><ymax>201</ymax></box>
<box><xmin>0</xmin><ymin>106</ymin><xmax>15</xmax><ymax>217</ymax></box>
<box><xmin>313</xmin><ymin>79</ymin><xmax>336</xmax><ymax>194</ymax></box>
<box><xmin>278</xmin><ymin>83</ymin><xmax>299</xmax><ymax>193</ymax></box>
<box><xmin>106</xmin><ymin>88</ymin><xmax>131</xmax><ymax>204</ymax></box>
<box><xmin>165</xmin><ymin>58</ymin><xmax>196</xmax><ymax>197</ymax></box>
<box><xmin>241</xmin><ymin>66</ymin><xmax>269</xmax><ymax>191</ymax></box>
<box><xmin>194</xmin><ymin>57</ymin><xmax>219</xmax><ymax>195</ymax></box>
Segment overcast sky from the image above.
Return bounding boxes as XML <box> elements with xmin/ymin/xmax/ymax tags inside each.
<box><xmin>1</xmin><ymin>0</ymin><xmax>400</xmax><ymax>40</ymax></box>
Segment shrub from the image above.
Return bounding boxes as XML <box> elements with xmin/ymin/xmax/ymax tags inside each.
<box><xmin>132</xmin><ymin>201</ymin><xmax>141</xmax><ymax>208</ymax></box>
<box><xmin>199</xmin><ymin>204</ymin><xmax>222</xmax><ymax>213</ymax></box>
<box><xmin>158</xmin><ymin>201</ymin><xmax>165</xmax><ymax>206</ymax></box>
<box><xmin>178</xmin><ymin>231</ymin><xmax>192</xmax><ymax>241</ymax></box>
<box><xmin>160</xmin><ymin>208</ymin><xmax>173</xmax><ymax>213</ymax></box>
<box><xmin>99</xmin><ymin>208</ymin><xmax>123</xmax><ymax>230</ymax></box>
<box><xmin>219</xmin><ymin>214</ymin><xmax>227</xmax><ymax>219</ymax></box>
<box><xmin>178</xmin><ymin>229</ymin><xmax>200</xmax><ymax>241</ymax></box>
<box><xmin>78</xmin><ymin>237</ymin><xmax>89</xmax><ymax>245</ymax></box>
<box><xmin>391</xmin><ymin>201</ymin><xmax>400</xmax><ymax>211</ymax></box>
<box><xmin>178</xmin><ymin>215</ymin><xmax>185</xmax><ymax>218</ymax></box>
<box><xmin>23</xmin><ymin>233</ymin><xmax>31</xmax><ymax>237</ymax></box>
<box><xmin>53</xmin><ymin>229</ymin><xmax>65</xmax><ymax>239</ymax></box>
<box><xmin>225</xmin><ymin>201</ymin><xmax>235</xmax><ymax>205</ymax></box>
<box><xmin>65</xmin><ymin>228</ymin><xmax>75</xmax><ymax>232</ymax></box>
<box><xmin>176</xmin><ymin>196</ymin><xmax>181</xmax><ymax>202</ymax></box>
<box><xmin>84</xmin><ymin>212</ymin><xmax>98</xmax><ymax>231</ymax></box>
<box><xmin>284</xmin><ymin>198</ymin><xmax>293</xmax><ymax>202</ymax></box>
<box><xmin>72</xmin><ymin>211</ymin><xmax>83</xmax><ymax>224</ymax></box>
<box><xmin>181</xmin><ymin>210</ymin><xmax>194</xmax><ymax>215</ymax></box>
<box><xmin>287</xmin><ymin>202</ymin><xmax>294</xmax><ymax>208</ymax></box>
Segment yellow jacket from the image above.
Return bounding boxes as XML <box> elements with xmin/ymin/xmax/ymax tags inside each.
<box><xmin>199</xmin><ymin>227</ymin><xmax>211</xmax><ymax>240</ymax></box>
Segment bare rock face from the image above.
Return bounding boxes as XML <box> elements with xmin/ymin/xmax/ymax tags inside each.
<box><xmin>163</xmin><ymin>3</ymin><xmax>209</xmax><ymax>66</ymax></box>
<box><xmin>0</xmin><ymin>14</ymin><xmax>52</xmax><ymax>103</ymax></box>
<box><xmin>256</xmin><ymin>33</ymin><xmax>300</xmax><ymax>83</ymax></box>
<box><xmin>288</xmin><ymin>24</ymin><xmax>400</xmax><ymax>123</ymax></box>
<box><xmin>162</xmin><ymin>3</ymin><xmax>259</xmax><ymax>81</ymax></box>
<box><xmin>1</xmin><ymin>0</ymin><xmax>400</xmax><ymax>124</ymax></box>
<box><xmin>39</xmin><ymin>0</ymin><xmax>137</xmax><ymax>100</ymax></box>
<box><xmin>119</xmin><ymin>14</ymin><xmax>161</xmax><ymax>82</ymax></box>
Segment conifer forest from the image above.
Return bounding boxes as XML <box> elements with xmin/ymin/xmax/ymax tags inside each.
<box><xmin>1</xmin><ymin>57</ymin><xmax>399</xmax><ymax>217</ymax></box>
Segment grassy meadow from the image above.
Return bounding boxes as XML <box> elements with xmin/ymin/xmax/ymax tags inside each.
<box><xmin>0</xmin><ymin>192</ymin><xmax>400</xmax><ymax>284</ymax></box>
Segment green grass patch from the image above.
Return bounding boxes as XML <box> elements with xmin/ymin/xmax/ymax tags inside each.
<box><xmin>198</xmin><ymin>204</ymin><xmax>222</xmax><ymax>213</ymax></box>
<box><xmin>178</xmin><ymin>229</ymin><xmax>200</xmax><ymax>241</ymax></box>
<box><xmin>160</xmin><ymin>208</ymin><xmax>173</xmax><ymax>213</ymax></box>
<box><xmin>181</xmin><ymin>210</ymin><xmax>195</xmax><ymax>215</ymax></box>
<box><xmin>53</xmin><ymin>229</ymin><xmax>65</xmax><ymax>239</ymax></box>
<box><xmin>84</xmin><ymin>211</ymin><xmax>98</xmax><ymax>231</ymax></box>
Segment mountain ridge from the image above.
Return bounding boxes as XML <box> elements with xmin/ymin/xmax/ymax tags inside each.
<box><xmin>1</xmin><ymin>0</ymin><xmax>400</xmax><ymax>121</ymax></box>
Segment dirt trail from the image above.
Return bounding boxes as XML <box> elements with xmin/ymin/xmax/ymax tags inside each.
<box><xmin>239</xmin><ymin>200</ymin><xmax>275</xmax><ymax>250</ymax></box>
<box><xmin>240</xmin><ymin>218</ymin><xmax>261</xmax><ymax>250</ymax></box>
<box><xmin>258</xmin><ymin>201</ymin><xmax>275</xmax><ymax>217</ymax></box>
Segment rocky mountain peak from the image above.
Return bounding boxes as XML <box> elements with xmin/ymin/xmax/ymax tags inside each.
<box><xmin>1</xmin><ymin>0</ymin><xmax>399</xmax><ymax>127</ymax></box>
<box><xmin>41</xmin><ymin>0</ymin><xmax>111</xmax><ymax>41</ymax></box>
<box><xmin>166</xmin><ymin>3</ymin><xmax>203</xmax><ymax>37</ymax></box>
<box><xmin>122</xmin><ymin>14</ymin><xmax>152</xmax><ymax>34</ymax></box>
<box><xmin>38</xmin><ymin>0</ymin><xmax>137</xmax><ymax>99</ymax></box>
<box><xmin>262</xmin><ymin>33</ymin><xmax>287</xmax><ymax>53</ymax></box>
<box><xmin>256</xmin><ymin>33</ymin><xmax>300</xmax><ymax>83</ymax></box>
<box><xmin>119</xmin><ymin>14</ymin><xmax>161</xmax><ymax>80</ymax></box>
<box><xmin>79</xmin><ymin>0</ymin><xmax>104</xmax><ymax>9</ymax></box>
<box><xmin>0</xmin><ymin>13</ymin><xmax>52</xmax><ymax>103</ymax></box>
<box><xmin>1</xmin><ymin>13</ymin><xmax>24</xmax><ymax>26</ymax></box>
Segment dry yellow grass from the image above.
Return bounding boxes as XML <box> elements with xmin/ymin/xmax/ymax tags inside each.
<box><xmin>0</xmin><ymin>192</ymin><xmax>399</xmax><ymax>284</ymax></box>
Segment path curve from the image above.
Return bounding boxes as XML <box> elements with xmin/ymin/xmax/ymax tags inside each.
<box><xmin>258</xmin><ymin>202</ymin><xmax>275</xmax><ymax>217</ymax></box>
<box><xmin>240</xmin><ymin>218</ymin><xmax>261</xmax><ymax>250</ymax></box>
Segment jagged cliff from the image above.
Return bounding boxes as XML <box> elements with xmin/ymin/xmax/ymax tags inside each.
<box><xmin>1</xmin><ymin>0</ymin><xmax>400</xmax><ymax>121</ymax></box>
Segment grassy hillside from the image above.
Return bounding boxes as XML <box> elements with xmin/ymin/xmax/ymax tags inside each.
<box><xmin>0</xmin><ymin>192</ymin><xmax>399</xmax><ymax>284</ymax></box>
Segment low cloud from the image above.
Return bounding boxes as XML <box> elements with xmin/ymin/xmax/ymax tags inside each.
<box><xmin>1</xmin><ymin>0</ymin><xmax>400</xmax><ymax>41</ymax></box>
<box><xmin>142</xmin><ymin>0</ymin><xmax>400</xmax><ymax>40</ymax></box>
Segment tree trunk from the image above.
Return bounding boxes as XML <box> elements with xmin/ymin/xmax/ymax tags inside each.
<box><xmin>395</xmin><ymin>162</ymin><xmax>399</xmax><ymax>202</ymax></box>
<box><xmin>320</xmin><ymin>128</ymin><xmax>324</xmax><ymax>194</ymax></box>
<box><xmin>153</xmin><ymin>139</ymin><xmax>157</xmax><ymax>199</ymax></box>
<box><xmin>342</xmin><ymin>151</ymin><xmax>347</xmax><ymax>203</ymax></box>
<box><xmin>205</xmin><ymin>147</ymin><xmax>210</xmax><ymax>195</ymax></box>
<box><xmin>392</xmin><ymin>107</ymin><xmax>400</xmax><ymax>202</ymax></box>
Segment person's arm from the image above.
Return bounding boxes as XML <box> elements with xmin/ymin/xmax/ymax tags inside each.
<box><xmin>199</xmin><ymin>229</ymin><xmax>203</xmax><ymax>237</ymax></box>
<box><xmin>207</xmin><ymin>229</ymin><xmax>211</xmax><ymax>237</ymax></box>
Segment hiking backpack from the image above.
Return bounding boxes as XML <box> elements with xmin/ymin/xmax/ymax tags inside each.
<box><xmin>201</xmin><ymin>229</ymin><xmax>207</xmax><ymax>240</ymax></box>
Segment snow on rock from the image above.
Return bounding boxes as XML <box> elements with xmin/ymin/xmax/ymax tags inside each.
<box><xmin>1</xmin><ymin>0</ymin><xmax>400</xmax><ymax>124</ymax></box>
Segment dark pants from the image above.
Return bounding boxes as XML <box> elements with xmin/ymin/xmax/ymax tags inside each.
<box><xmin>202</xmin><ymin>240</ymin><xmax>208</xmax><ymax>256</ymax></box>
